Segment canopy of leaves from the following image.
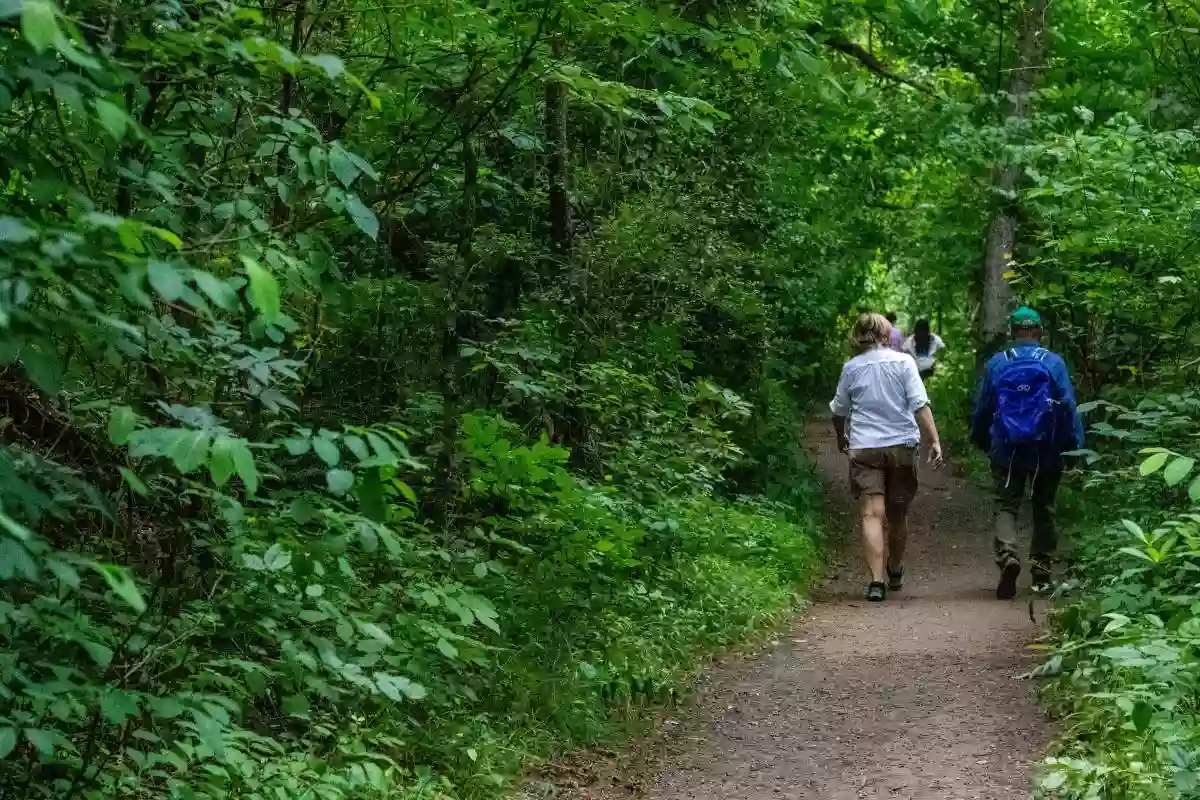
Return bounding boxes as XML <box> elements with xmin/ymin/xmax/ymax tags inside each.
<box><xmin>5</xmin><ymin>0</ymin><xmax>1200</xmax><ymax>795</ymax></box>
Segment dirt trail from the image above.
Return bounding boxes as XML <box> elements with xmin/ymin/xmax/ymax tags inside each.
<box><xmin>542</xmin><ymin>425</ymin><xmax>1053</xmax><ymax>800</ymax></box>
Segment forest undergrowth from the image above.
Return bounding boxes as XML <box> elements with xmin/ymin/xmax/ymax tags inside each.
<box><xmin>7</xmin><ymin>0</ymin><xmax>1200</xmax><ymax>796</ymax></box>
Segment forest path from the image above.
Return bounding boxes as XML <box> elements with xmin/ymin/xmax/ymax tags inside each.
<box><xmin>542</xmin><ymin>423</ymin><xmax>1053</xmax><ymax>800</ymax></box>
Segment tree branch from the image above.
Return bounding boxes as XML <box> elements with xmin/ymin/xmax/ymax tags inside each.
<box><xmin>808</xmin><ymin>26</ymin><xmax>935</xmax><ymax>95</ymax></box>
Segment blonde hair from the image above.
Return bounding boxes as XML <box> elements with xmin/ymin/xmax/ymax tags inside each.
<box><xmin>849</xmin><ymin>312</ymin><xmax>892</xmax><ymax>353</ymax></box>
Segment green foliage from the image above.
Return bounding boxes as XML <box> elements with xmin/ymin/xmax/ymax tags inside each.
<box><xmin>0</xmin><ymin>0</ymin><xmax>869</xmax><ymax>796</ymax></box>
<box><xmin>1034</xmin><ymin>391</ymin><xmax>1200</xmax><ymax>798</ymax></box>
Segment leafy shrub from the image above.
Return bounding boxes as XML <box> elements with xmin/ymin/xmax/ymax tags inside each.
<box><xmin>1038</xmin><ymin>391</ymin><xmax>1200</xmax><ymax>798</ymax></box>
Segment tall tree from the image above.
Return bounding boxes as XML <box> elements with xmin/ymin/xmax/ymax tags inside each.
<box><xmin>980</xmin><ymin>0</ymin><xmax>1049</xmax><ymax>347</ymax></box>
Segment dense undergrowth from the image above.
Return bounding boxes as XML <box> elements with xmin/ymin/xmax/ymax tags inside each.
<box><xmin>1032</xmin><ymin>388</ymin><xmax>1200</xmax><ymax>798</ymax></box>
<box><xmin>9</xmin><ymin>0</ymin><xmax>1200</xmax><ymax>794</ymax></box>
<box><xmin>0</xmin><ymin>1</ymin><xmax>851</xmax><ymax>798</ymax></box>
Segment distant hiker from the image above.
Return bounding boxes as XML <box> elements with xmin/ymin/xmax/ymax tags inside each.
<box><xmin>885</xmin><ymin>312</ymin><xmax>905</xmax><ymax>350</ymax></box>
<box><xmin>903</xmin><ymin>319</ymin><xmax>945</xmax><ymax>380</ymax></box>
<box><xmin>970</xmin><ymin>306</ymin><xmax>1085</xmax><ymax>599</ymax></box>
<box><xmin>831</xmin><ymin>312</ymin><xmax>944</xmax><ymax>602</ymax></box>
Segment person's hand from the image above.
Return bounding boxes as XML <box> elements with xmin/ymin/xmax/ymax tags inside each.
<box><xmin>927</xmin><ymin>440</ymin><xmax>944</xmax><ymax>468</ymax></box>
<box><xmin>837</xmin><ymin>435</ymin><xmax>849</xmax><ymax>454</ymax></box>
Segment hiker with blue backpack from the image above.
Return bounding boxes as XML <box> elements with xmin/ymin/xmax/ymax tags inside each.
<box><xmin>970</xmin><ymin>307</ymin><xmax>1085</xmax><ymax>599</ymax></box>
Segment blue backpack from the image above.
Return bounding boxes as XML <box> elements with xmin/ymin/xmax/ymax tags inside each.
<box><xmin>994</xmin><ymin>348</ymin><xmax>1057</xmax><ymax>446</ymax></box>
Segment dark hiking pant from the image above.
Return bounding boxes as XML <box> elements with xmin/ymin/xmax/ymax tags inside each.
<box><xmin>992</xmin><ymin>459</ymin><xmax>1063</xmax><ymax>570</ymax></box>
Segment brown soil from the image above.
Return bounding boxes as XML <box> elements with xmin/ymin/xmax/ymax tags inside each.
<box><xmin>526</xmin><ymin>425</ymin><xmax>1053</xmax><ymax>800</ymax></box>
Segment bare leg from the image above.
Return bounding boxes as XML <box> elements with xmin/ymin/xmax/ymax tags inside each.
<box><xmin>886</xmin><ymin>504</ymin><xmax>908</xmax><ymax>571</ymax></box>
<box><xmin>860</xmin><ymin>494</ymin><xmax>887</xmax><ymax>582</ymax></box>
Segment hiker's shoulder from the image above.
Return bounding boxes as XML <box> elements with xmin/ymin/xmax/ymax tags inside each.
<box><xmin>984</xmin><ymin>350</ymin><xmax>1009</xmax><ymax>369</ymax></box>
<box><xmin>1035</xmin><ymin>346</ymin><xmax>1069</xmax><ymax>369</ymax></box>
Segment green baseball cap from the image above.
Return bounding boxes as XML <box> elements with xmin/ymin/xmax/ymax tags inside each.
<box><xmin>1010</xmin><ymin>306</ymin><xmax>1042</xmax><ymax>328</ymax></box>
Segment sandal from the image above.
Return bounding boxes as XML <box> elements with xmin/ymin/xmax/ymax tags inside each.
<box><xmin>866</xmin><ymin>581</ymin><xmax>886</xmax><ymax>602</ymax></box>
<box><xmin>887</xmin><ymin>566</ymin><xmax>904</xmax><ymax>591</ymax></box>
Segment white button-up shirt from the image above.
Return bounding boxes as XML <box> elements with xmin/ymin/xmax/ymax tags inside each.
<box><xmin>829</xmin><ymin>346</ymin><xmax>929</xmax><ymax>450</ymax></box>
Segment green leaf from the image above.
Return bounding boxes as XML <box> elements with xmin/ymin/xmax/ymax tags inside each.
<box><xmin>282</xmin><ymin>695</ymin><xmax>310</xmax><ymax>716</ymax></box>
<box><xmin>284</xmin><ymin>437</ymin><xmax>311</xmax><ymax>456</ymax></box>
<box><xmin>326</xmin><ymin>468</ymin><xmax>354</xmax><ymax>495</ymax></box>
<box><xmin>208</xmin><ymin>437</ymin><xmax>236</xmax><ymax>487</ymax></box>
<box><xmin>365</xmin><ymin>432</ymin><xmax>396</xmax><ymax>463</ymax></box>
<box><xmin>108</xmin><ymin>405</ymin><xmax>137</xmax><ymax>445</ymax></box>
<box><xmin>21</xmin><ymin>342</ymin><xmax>62</xmax><ymax>393</ymax></box>
<box><xmin>358</xmin><ymin>621</ymin><xmax>392</xmax><ymax>644</ymax></box>
<box><xmin>263</xmin><ymin>543</ymin><xmax>291</xmax><ymax>572</ymax></box>
<box><xmin>343</xmin><ymin>434</ymin><xmax>369</xmax><ymax>460</ymax></box>
<box><xmin>94</xmin><ymin>99</ymin><xmax>129</xmax><ymax>141</ymax></box>
<box><xmin>193</xmin><ymin>711</ymin><xmax>225</xmax><ymax>758</ymax></box>
<box><xmin>436</xmin><ymin>637</ymin><xmax>458</xmax><ymax>659</ymax></box>
<box><xmin>0</xmin><ymin>728</ymin><xmax>16</xmax><ymax>759</ymax></box>
<box><xmin>91</xmin><ymin>563</ymin><xmax>147</xmax><ymax>612</ymax></box>
<box><xmin>1132</xmin><ymin>700</ymin><xmax>1153</xmax><ymax>733</ymax></box>
<box><xmin>1041</xmin><ymin>770</ymin><xmax>1067</xmax><ymax>791</ymax></box>
<box><xmin>118</xmin><ymin>470</ymin><xmax>148</xmax><ymax>494</ymax></box>
<box><xmin>0</xmin><ymin>537</ymin><xmax>37</xmax><ymax>579</ymax></box>
<box><xmin>329</xmin><ymin>146</ymin><xmax>360</xmax><ymax>188</ymax></box>
<box><xmin>101</xmin><ymin>690</ymin><xmax>141</xmax><ymax>725</ymax></box>
<box><xmin>242</xmin><ymin>255</ymin><xmax>280</xmax><ymax>323</ymax></box>
<box><xmin>193</xmin><ymin>271</ymin><xmax>236</xmax><ymax>310</ymax></box>
<box><xmin>147</xmin><ymin>260</ymin><xmax>185</xmax><ymax>302</ymax></box>
<box><xmin>23</xmin><ymin>728</ymin><xmax>58</xmax><ymax>758</ymax></box>
<box><xmin>0</xmin><ymin>217</ymin><xmax>34</xmax><ymax>243</ymax></box>
<box><xmin>168</xmin><ymin>429</ymin><xmax>211</xmax><ymax>473</ymax></box>
<box><xmin>313</xmin><ymin>436</ymin><xmax>340</xmax><ymax>466</ymax></box>
<box><xmin>344</xmin><ymin>194</ymin><xmax>379</xmax><ymax>240</ymax></box>
<box><xmin>0</xmin><ymin>512</ymin><xmax>31</xmax><ymax>541</ymax></box>
<box><xmin>358</xmin><ymin>467</ymin><xmax>385</xmax><ymax>522</ymax></box>
<box><xmin>229</xmin><ymin>439</ymin><xmax>259</xmax><ymax>494</ymax></box>
<box><xmin>1118</xmin><ymin>546</ymin><xmax>1154</xmax><ymax>562</ymax></box>
<box><xmin>1164</xmin><ymin>456</ymin><xmax>1196</xmax><ymax>487</ymax></box>
<box><xmin>373</xmin><ymin>672</ymin><xmax>426</xmax><ymax>701</ymax></box>
<box><xmin>289</xmin><ymin>498</ymin><xmax>317</xmax><ymax>524</ymax></box>
<box><xmin>1140</xmin><ymin>451</ymin><xmax>1170</xmax><ymax>476</ymax></box>
<box><xmin>148</xmin><ymin>696</ymin><xmax>184</xmax><ymax>719</ymax></box>
<box><xmin>305</xmin><ymin>53</ymin><xmax>345</xmax><ymax>78</ymax></box>
<box><xmin>82</xmin><ymin>640</ymin><xmax>114</xmax><ymax>668</ymax></box>
<box><xmin>21</xmin><ymin>0</ymin><xmax>60</xmax><ymax>54</ymax></box>
<box><xmin>1190</xmin><ymin>475</ymin><xmax>1200</xmax><ymax>504</ymax></box>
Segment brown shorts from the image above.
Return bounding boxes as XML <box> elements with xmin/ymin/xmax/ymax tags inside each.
<box><xmin>848</xmin><ymin>445</ymin><xmax>919</xmax><ymax>508</ymax></box>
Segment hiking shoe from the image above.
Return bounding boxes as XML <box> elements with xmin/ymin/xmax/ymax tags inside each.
<box><xmin>887</xmin><ymin>566</ymin><xmax>904</xmax><ymax>591</ymax></box>
<box><xmin>1031</xmin><ymin>564</ymin><xmax>1051</xmax><ymax>592</ymax></box>
<box><xmin>866</xmin><ymin>581</ymin><xmax>887</xmax><ymax>602</ymax></box>
<box><xmin>997</xmin><ymin>559</ymin><xmax>1021</xmax><ymax>600</ymax></box>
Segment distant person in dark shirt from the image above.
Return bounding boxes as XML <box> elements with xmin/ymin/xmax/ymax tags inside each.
<box><xmin>903</xmin><ymin>319</ymin><xmax>945</xmax><ymax>380</ymax></box>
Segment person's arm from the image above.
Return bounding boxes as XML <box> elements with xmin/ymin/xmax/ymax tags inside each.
<box><xmin>1051</xmin><ymin>356</ymin><xmax>1085</xmax><ymax>450</ymax></box>
<box><xmin>969</xmin><ymin>363</ymin><xmax>995</xmax><ymax>452</ymax></box>
<box><xmin>915</xmin><ymin>406</ymin><xmax>943</xmax><ymax>465</ymax></box>
<box><xmin>901</xmin><ymin>358</ymin><xmax>942</xmax><ymax>463</ymax></box>
<box><xmin>830</xmin><ymin>366</ymin><xmax>851</xmax><ymax>453</ymax></box>
<box><xmin>832</xmin><ymin>415</ymin><xmax>848</xmax><ymax>453</ymax></box>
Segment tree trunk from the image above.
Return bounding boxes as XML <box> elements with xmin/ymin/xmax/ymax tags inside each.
<box><xmin>431</xmin><ymin>129</ymin><xmax>477</xmax><ymax>522</ymax></box>
<box><xmin>272</xmin><ymin>0</ymin><xmax>306</xmax><ymax>226</ymax></box>
<box><xmin>980</xmin><ymin>0</ymin><xmax>1048</xmax><ymax>349</ymax></box>
<box><xmin>545</xmin><ymin>36</ymin><xmax>572</xmax><ymax>255</ymax></box>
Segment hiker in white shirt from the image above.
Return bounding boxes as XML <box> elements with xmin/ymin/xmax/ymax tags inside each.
<box><xmin>830</xmin><ymin>313</ymin><xmax>944</xmax><ymax>602</ymax></box>
<box><xmin>902</xmin><ymin>319</ymin><xmax>945</xmax><ymax>380</ymax></box>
